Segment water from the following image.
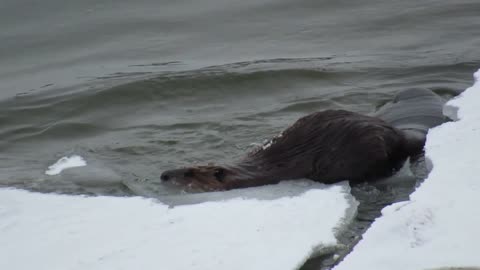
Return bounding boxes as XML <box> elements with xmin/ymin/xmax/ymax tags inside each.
<box><xmin>1</xmin><ymin>0</ymin><xmax>480</xmax><ymax>268</ymax></box>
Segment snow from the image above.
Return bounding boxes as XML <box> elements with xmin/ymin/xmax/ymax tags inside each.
<box><xmin>45</xmin><ymin>155</ymin><xmax>87</xmax><ymax>175</ymax></box>
<box><xmin>334</xmin><ymin>69</ymin><xmax>480</xmax><ymax>270</ymax></box>
<box><xmin>0</xmin><ymin>181</ymin><xmax>357</xmax><ymax>270</ymax></box>
<box><xmin>6</xmin><ymin>69</ymin><xmax>480</xmax><ymax>270</ymax></box>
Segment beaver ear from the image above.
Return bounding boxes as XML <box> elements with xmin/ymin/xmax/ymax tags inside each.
<box><xmin>214</xmin><ymin>168</ymin><xmax>225</xmax><ymax>182</ymax></box>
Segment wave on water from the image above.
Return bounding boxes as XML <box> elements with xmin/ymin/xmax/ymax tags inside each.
<box><xmin>0</xmin><ymin>58</ymin><xmax>475</xmax><ymax>198</ymax></box>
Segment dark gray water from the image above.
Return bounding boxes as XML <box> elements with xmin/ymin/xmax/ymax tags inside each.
<box><xmin>1</xmin><ymin>0</ymin><xmax>479</xmax><ymax>268</ymax></box>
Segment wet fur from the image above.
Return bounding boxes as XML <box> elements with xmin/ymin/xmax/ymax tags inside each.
<box><xmin>162</xmin><ymin>110</ymin><xmax>412</xmax><ymax>191</ymax></box>
<box><xmin>161</xmin><ymin>89</ymin><xmax>446</xmax><ymax>191</ymax></box>
<box><xmin>243</xmin><ymin>110</ymin><xmax>409</xmax><ymax>183</ymax></box>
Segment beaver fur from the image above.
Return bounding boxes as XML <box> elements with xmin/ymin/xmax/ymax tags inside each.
<box><xmin>160</xmin><ymin>88</ymin><xmax>447</xmax><ymax>191</ymax></box>
<box><xmin>160</xmin><ymin>109</ymin><xmax>424</xmax><ymax>191</ymax></box>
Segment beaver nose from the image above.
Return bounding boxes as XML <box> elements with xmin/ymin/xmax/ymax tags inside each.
<box><xmin>160</xmin><ymin>172</ymin><xmax>170</xmax><ymax>181</ymax></box>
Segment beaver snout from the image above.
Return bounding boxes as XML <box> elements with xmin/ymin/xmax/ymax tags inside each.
<box><xmin>161</xmin><ymin>170</ymin><xmax>178</xmax><ymax>182</ymax></box>
<box><xmin>160</xmin><ymin>168</ymin><xmax>192</xmax><ymax>182</ymax></box>
<box><xmin>160</xmin><ymin>172</ymin><xmax>170</xmax><ymax>181</ymax></box>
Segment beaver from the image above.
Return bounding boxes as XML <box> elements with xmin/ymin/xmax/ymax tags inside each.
<box><xmin>160</xmin><ymin>89</ymin><xmax>445</xmax><ymax>192</ymax></box>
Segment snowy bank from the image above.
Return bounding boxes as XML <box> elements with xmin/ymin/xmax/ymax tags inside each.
<box><xmin>334</xmin><ymin>69</ymin><xmax>480</xmax><ymax>270</ymax></box>
<box><xmin>0</xmin><ymin>181</ymin><xmax>356</xmax><ymax>270</ymax></box>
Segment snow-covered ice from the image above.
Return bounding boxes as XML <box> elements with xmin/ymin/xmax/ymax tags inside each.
<box><xmin>0</xmin><ymin>181</ymin><xmax>357</xmax><ymax>270</ymax></box>
<box><xmin>45</xmin><ymin>155</ymin><xmax>87</xmax><ymax>175</ymax></box>
<box><xmin>334</xmin><ymin>69</ymin><xmax>480</xmax><ymax>270</ymax></box>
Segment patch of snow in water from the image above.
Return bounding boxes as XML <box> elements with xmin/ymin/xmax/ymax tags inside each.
<box><xmin>45</xmin><ymin>155</ymin><xmax>87</xmax><ymax>175</ymax></box>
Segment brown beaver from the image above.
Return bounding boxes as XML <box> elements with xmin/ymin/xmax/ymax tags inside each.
<box><xmin>160</xmin><ymin>89</ymin><xmax>445</xmax><ymax>192</ymax></box>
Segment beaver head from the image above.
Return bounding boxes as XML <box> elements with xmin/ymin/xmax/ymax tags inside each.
<box><xmin>160</xmin><ymin>165</ymin><xmax>244</xmax><ymax>191</ymax></box>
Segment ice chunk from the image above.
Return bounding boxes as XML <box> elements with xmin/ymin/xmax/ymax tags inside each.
<box><xmin>45</xmin><ymin>155</ymin><xmax>87</xmax><ymax>175</ymax></box>
<box><xmin>0</xmin><ymin>181</ymin><xmax>356</xmax><ymax>270</ymax></box>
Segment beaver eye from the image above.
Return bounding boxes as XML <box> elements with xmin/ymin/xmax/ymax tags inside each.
<box><xmin>214</xmin><ymin>168</ymin><xmax>225</xmax><ymax>182</ymax></box>
<box><xmin>184</xmin><ymin>170</ymin><xmax>194</xmax><ymax>178</ymax></box>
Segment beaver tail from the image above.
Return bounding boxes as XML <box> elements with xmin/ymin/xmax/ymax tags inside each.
<box><xmin>375</xmin><ymin>88</ymin><xmax>446</xmax><ymax>159</ymax></box>
<box><xmin>375</xmin><ymin>88</ymin><xmax>446</xmax><ymax>132</ymax></box>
